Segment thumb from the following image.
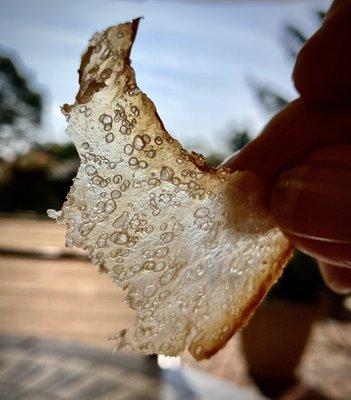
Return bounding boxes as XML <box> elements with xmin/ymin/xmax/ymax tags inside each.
<box><xmin>270</xmin><ymin>151</ymin><xmax>351</xmax><ymax>293</ymax></box>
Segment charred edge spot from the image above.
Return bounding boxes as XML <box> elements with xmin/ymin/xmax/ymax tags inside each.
<box><xmin>190</xmin><ymin>151</ymin><xmax>217</xmax><ymax>174</ymax></box>
<box><xmin>62</xmin><ymin>103</ymin><xmax>72</xmax><ymax>113</ymax></box>
<box><xmin>76</xmin><ymin>80</ymin><xmax>107</xmax><ymax>104</ymax></box>
<box><xmin>128</xmin><ymin>18</ymin><xmax>142</xmax><ymax>59</ymax></box>
<box><xmin>76</xmin><ymin>44</ymin><xmax>107</xmax><ymax>104</ymax></box>
<box><xmin>99</xmin><ymin>263</ymin><xmax>109</xmax><ymax>274</ymax></box>
<box><xmin>79</xmin><ymin>45</ymin><xmax>94</xmax><ymax>85</ymax></box>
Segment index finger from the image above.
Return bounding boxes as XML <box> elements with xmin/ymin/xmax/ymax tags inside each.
<box><xmin>225</xmin><ymin>99</ymin><xmax>351</xmax><ymax>182</ymax></box>
<box><xmin>293</xmin><ymin>0</ymin><xmax>351</xmax><ymax>103</ymax></box>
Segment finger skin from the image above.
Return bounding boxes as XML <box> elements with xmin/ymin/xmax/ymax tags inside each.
<box><xmin>282</xmin><ymin>232</ymin><xmax>351</xmax><ymax>269</ymax></box>
<box><xmin>227</xmin><ymin>99</ymin><xmax>351</xmax><ymax>183</ymax></box>
<box><xmin>270</xmin><ymin>145</ymin><xmax>351</xmax><ymax>265</ymax></box>
<box><xmin>318</xmin><ymin>262</ymin><xmax>351</xmax><ymax>294</ymax></box>
<box><xmin>270</xmin><ymin>161</ymin><xmax>351</xmax><ymax>244</ymax></box>
<box><xmin>327</xmin><ymin>0</ymin><xmax>351</xmax><ymax>17</ymax></box>
<box><xmin>303</xmin><ymin>144</ymin><xmax>351</xmax><ymax>169</ymax></box>
<box><xmin>293</xmin><ymin>0</ymin><xmax>351</xmax><ymax>103</ymax></box>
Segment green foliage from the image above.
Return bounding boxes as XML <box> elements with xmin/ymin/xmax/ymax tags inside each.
<box><xmin>0</xmin><ymin>143</ymin><xmax>78</xmax><ymax>214</ymax></box>
<box><xmin>250</xmin><ymin>84</ymin><xmax>288</xmax><ymax>115</ymax></box>
<box><xmin>251</xmin><ymin>9</ymin><xmax>326</xmax><ymax>116</ymax></box>
<box><xmin>315</xmin><ymin>10</ymin><xmax>326</xmax><ymax>22</ymax></box>
<box><xmin>282</xmin><ymin>24</ymin><xmax>308</xmax><ymax>61</ymax></box>
<box><xmin>205</xmin><ymin>153</ymin><xmax>224</xmax><ymax>167</ymax></box>
<box><xmin>229</xmin><ymin>130</ymin><xmax>251</xmax><ymax>152</ymax></box>
<box><xmin>0</xmin><ymin>54</ymin><xmax>42</xmax><ymax>154</ymax></box>
<box><xmin>39</xmin><ymin>142</ymin><xmax>78</xmax><ymax>161</ymax></box>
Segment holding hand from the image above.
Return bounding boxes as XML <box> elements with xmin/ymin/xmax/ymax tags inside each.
<box><xmin>227</xmin><ymin>0</ymin><xmax>351</xmax><ymax>293</ymax></box>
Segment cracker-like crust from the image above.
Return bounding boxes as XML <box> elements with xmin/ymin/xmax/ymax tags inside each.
<box><xmin>54</xmin><ymin>19</ymin><xmax>293</xmax><ymax>360</ymax></box>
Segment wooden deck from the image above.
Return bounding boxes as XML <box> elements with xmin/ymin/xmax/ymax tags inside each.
<box><xmin>0</xmin><ymin>217</ymin><xmax>134</xmax><ymax>349</ymax></box>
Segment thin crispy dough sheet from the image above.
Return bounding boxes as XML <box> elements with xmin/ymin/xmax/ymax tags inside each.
<box><xmin>54</xmin><ymin>19</ymin><xmax>292</xmax><ymax>360</ymax></box>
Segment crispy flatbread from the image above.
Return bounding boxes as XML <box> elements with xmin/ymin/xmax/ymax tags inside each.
<box><xmin>51</xmin><ymin>19</ymin><xmax>292</xmax><ymax>360</ymax></box>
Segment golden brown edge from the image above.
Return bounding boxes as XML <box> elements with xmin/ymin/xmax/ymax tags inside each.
<box><xmin>190</xmin><ymin>242</ymin><xmax>294</xmax><ymax>360</ymax></box>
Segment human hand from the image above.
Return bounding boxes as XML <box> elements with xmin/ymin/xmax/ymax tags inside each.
<box><xmin>226</xmin><ymin>0</ymin><xmax>351</xmax><ymax>294</ymax></box>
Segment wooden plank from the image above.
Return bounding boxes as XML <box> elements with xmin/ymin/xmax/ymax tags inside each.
<box><xmin>0</xmin><ymin>255</ymin><xmax>134</xmax><ymax>348</ymax></box>
<box><xmin>0</xmin><ymin>217</ymin><xmax>83</xmax><ymax>256</ymax></box>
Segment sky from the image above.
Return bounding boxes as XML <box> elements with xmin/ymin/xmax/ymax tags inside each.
<box><xmin>0</xmin><ymin>0</ymin><xmax>331</xmax><ymax>157</ymax></box>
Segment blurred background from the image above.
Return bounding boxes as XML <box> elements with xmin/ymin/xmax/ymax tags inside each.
<box><xmin>0</xmin><ymin>0</ymin><xmax>350</xmax><ymax>399</ymax></box>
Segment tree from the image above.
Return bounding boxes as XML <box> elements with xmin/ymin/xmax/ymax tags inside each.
<box><xmin>0</xmin><ymin>54</ymin><xmax>42</xmax><ymax>158</ymax></box>
<box><xmin>0</xmin><ymin>142</ymin><xmax>79</xmax><ymax>214</ymax></box>
<box><xmin>229</xmin><ymin>130</ymin><xmax>251</xmax><ymax>152</ymax></box>
<box><xmin>250</xmin><ymin>9</ymin><xmax>326</xmax><ymax>115</ymax></box>
<box><xmin>249</xmin><ymin>84</ymin><xmax>289</xmax><ymax>116</ymax></box>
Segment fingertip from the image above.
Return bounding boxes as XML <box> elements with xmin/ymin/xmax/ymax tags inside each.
<box><xmin>293</xmin><ymin>2</ymin><xmax>351</xmax><ymax>103</ymax></box>
<box><xmin>318</xmin><ymin>261</ymin><xmax>351</xmax><ymax>294</ymax></box>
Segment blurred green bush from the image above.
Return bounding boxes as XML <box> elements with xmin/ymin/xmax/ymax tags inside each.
<box><xmin>0</xmin><ymin>143</ymin><xmax>78</xmax><ymax>214</ymax></box>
